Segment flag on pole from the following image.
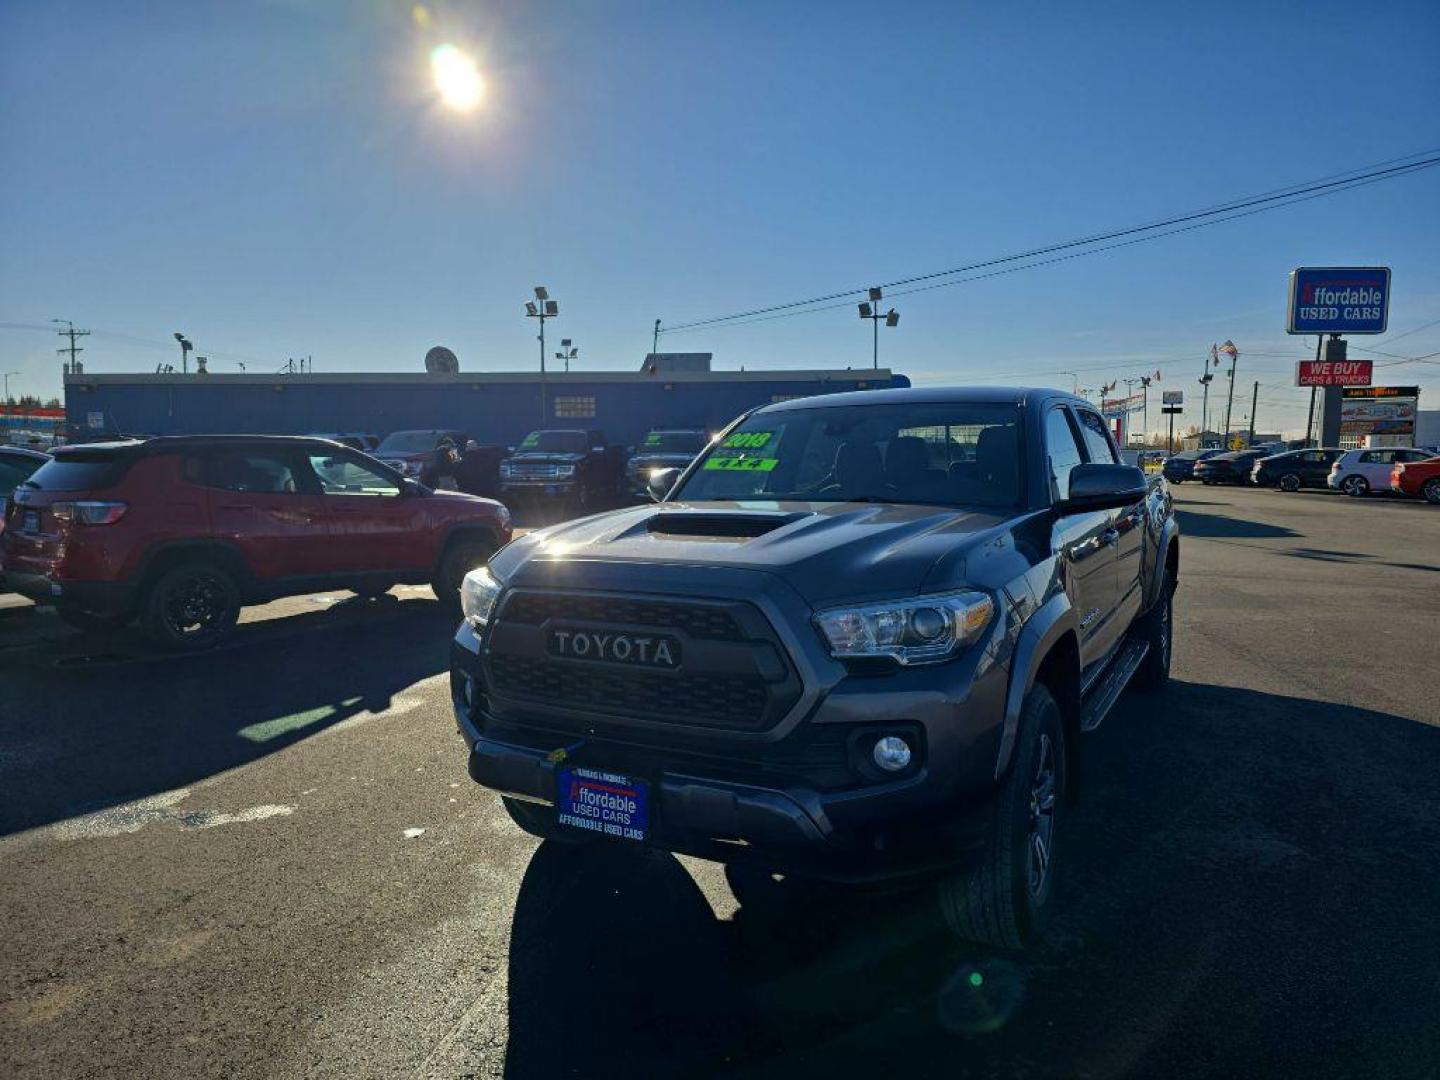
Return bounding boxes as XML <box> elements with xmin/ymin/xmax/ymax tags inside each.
<box><xmin>1210</xmin><ymin>344</ymin><xmax>1220</xmax><ymax>367</ymax></box>
<box><xmin>1219</xmin><ymin>340</ymin><xmax>1238</xmax><ymax>360</ymax></box>
<box><xmin>1153</xmin><ymin>369</ymin><xmax>1162</xmax><ymax>381</ymax></box>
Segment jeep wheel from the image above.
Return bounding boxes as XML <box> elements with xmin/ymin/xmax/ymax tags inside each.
<box><xmin>57</xmin><ymin>607</ymin><xmax>134</xmax><ymax>634</ymax></box>
<box><xmin>937</xmin><ymin>683</ymin><xmax>1066</xmax><ymax>950</ymax></box>
<box><xmin>141</xmin><ymin>563</ymin><xmax>240</xmax><ymax>651</ymax></box>
<box><xmin>432</xmin><ymin>538</ymin><xmax>495</xmax><ymax>614</ymax></box>
<box><xmin>1341</xmin><ymin>475</ymin><xmax>1369</xmax><ymax>497</ymax></box>
<box><xmin>1424</xmin><ymin>478</ymin><xmax>1440</xmax><ymax>505</ymax></box>
<box><xmin>502</xmin><ymin>796</ymin><xmax>593</xmax><ymax>844</ymax></box>
<box><xmin>1132</xmin><ymin>568</ymin><xmax>1174</xmax><ymax>690</ymax></box>
<box><xmin>1278</xmin><ymin>473</ymin><xmax>1302</xmax><ymax>493</ymax></box>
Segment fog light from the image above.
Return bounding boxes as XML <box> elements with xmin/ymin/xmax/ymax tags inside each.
<box><xmin>873</xmin><ymin>735</ymin><xmax>912</xmax><ymax>772</ymax></box>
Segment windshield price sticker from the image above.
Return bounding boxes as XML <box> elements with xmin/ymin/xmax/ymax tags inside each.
<box><xmin>521</xmin><ymin>433</ymin><xmax>540</xmax><ymax>448</ymax></box>
<box><xmin>644</xmin><ymin>433</ymin><xmax>662</xmax><ymax>447</ymax></box>
<box><xmin>721</xmin><ymin>431</ymin><xmax>772</xmax><ymax>449</ymax></box>
<box><xmin>703</xmin><ymin>457</ymin><xmax>778</xmax><ymax>471</ymax></box>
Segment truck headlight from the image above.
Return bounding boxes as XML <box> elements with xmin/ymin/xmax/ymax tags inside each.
<box><xmin>556</xmin><ymin>464</ymin><xmax>576</xmax><ymax>478</ymax></box>
<box><xmin>500</xmin><ymin>464</ymin><xmax>514</xmax><ymax>478</ymax></box>
<box><xmin>814</xmin><ymin>590</ymin><xmax>994</xmax><ymax>666</ymax></box>
<box><xmin>460</xmin><ymin>567</ymin><xmax>503</xmax><ymax>627</ymax></box>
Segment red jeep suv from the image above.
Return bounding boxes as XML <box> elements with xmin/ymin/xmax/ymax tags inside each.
<box><xmin>1</xmin><ymin>436</ymin><xmax>511</xmax><ymax>648</ymax></box>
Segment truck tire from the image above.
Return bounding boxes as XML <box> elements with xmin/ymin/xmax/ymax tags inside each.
<box><xmin>937</xmin><ymin>683</ymin><xmax>1066</xmax><ymax>950</ymax></box>
<box><xmin>1132</xmin><ymin>567</ymin><xmax>1174</xmax><ymax>691</ymax></box>
<box><xmin>502</xmin><ymin>796</ymin><xmax>593</xmax><ymax>844</ymax></box>
<box><xmin>141</xmin><ymin>562</ymin><xmax>241</xmax><ymax>651</ymax></box>
<box><xmin>432</xmin><ymin>537</ymin><xmax>495</xmax><ymax>614</ymax></box>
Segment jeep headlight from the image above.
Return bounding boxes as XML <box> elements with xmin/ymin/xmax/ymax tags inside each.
<box><xmin>460</xmin><ymin>566</ymin><xmax>503</xmax><ymax>627</ymax></box>
<box><xmin>814</xmin><ymin>590</ymin><xmax>994</xmax><ymax>666</ymax></box>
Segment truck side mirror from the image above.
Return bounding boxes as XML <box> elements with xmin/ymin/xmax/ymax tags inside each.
<box><xmin>1059</xmin><ymin>463</ymin><xmax>1147</xmax><ymax>511</ymax></box>
<box><xmin>647</xmin><ymin>467</ymin><xmax>681</xmax><ymax>502</ymax></box>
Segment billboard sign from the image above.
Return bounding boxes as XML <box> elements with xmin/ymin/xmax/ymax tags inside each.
<box><xmin>1339</xmin><ymin>386</ymin><xmax>1418</xmax><ymax>437</ymax></box>
<box><xmin>1295</xmin><ymin>358</ymin><xmax>1373</xmax><ymax>386</ymax></box>
<box><xmin>1101</xmin><ymin>392</ymin><xmax>1144</xmax><ymax>418</ymax></box>
<box><xmin>1286</xmin><ymin>267</ymin><xmax>1390</xmax><ymax>335</ymax></box>
<box><xmin>1161</xmin><ymin>390</ymin><xmax>1183</xmax><ymax>405</ymax></box>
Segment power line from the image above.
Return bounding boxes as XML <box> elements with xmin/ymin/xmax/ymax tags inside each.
<box><xmin>659</xmin><ymin>150</ymin><xmax>1440</xmax><ymax>335</ymax></box>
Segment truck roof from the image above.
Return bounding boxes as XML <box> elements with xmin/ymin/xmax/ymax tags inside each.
<box><xmin>753</xmin><ymin>385</ymin><xmax>1088</xmax><ymax>413</ymax></box>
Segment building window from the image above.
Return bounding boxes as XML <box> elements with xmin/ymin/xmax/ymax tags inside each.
<box><xmin>553</xmin><ymin>395</ymin><xmax>596</xmax><ymax>419</ymax></box>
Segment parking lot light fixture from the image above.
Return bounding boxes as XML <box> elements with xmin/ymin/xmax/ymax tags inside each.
<box><xmin>857</xmin><ymin>288</ymin><xmax>897</xmax><ymax>370</ymax></box>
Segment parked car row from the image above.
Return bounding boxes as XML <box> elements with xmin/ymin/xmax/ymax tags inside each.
<box><xmin>1161</xmin><ymin>445</ymin><xmax>1440</xmax><ymax>503</ymax></box>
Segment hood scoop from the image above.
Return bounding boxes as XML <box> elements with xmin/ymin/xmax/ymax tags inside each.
<box><xmin>645</xmin><ymin>510</ymin><xmax>805</xmax><ymax>540</ymax></box>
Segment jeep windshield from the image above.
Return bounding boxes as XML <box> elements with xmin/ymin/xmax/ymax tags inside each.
<box><xmin>674</xmin><ymin>401</ymin><xmax>1022</xmax><ymax>508</ymax></box>
<box><xmin>520</xmin><ymin>431</ymin><xmax>588</xmax><ymax>454</ymax></box>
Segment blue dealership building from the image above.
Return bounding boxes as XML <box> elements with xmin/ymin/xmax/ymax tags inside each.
<box><xmin>63</xmin><ymin>356</ymin><xmax>907</xmax><ymax>447</ymax></box>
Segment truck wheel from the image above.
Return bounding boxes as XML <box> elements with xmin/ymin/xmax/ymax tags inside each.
<box><xmin>1423</xmin><ymin>478</ymin><xmax>1440</xmax><ymax>505</ymax></box>
<box><xmin>1132</xmin><ymin>568</ymin><xmax>1174</xmax><ymax>691</ymax></box>
<box><xmin>1278</xmin><ymin>473</ymin><xmax>1302</xmax><ymax>493</ymax></box>
<box><xmin>432</xmin><ymin>538</ymin><xmax>495</xmax><ymax>614</ymax></box>
<box><xmin>1341</xmin><ymin>475</ymin><xmax>1369</xmax><ymax>497</ymax></box>
<box><xmin>141</xmin><ymin>562</ymin><xmax>240</xmax><ymax>651</ymax></box>
<box><xmin>502</xmin><ymin>797</ymin><xmax>593</xmax><ymax>844</ymax></box>
<box><xmin>351</xmin><ymin>585</ymin><xmax>392</xmax><ymax>600</ymax></box>
<box><xmin>56</xmin><ymin>607</ymin><xmax>134</xmax><ymax>633</ymax></box>
<box><xmin>937</xmin><ymin>684</ymin><xmax>1066</xmax><ymax>950</ymax></box>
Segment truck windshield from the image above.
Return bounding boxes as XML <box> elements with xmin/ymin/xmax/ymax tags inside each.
<box><xmin>642</xmin><ymin>431</ymin><xmax>707</xmax><ymax>454</ymax></box>
<box><xmin>675</xmin><ymin>402</ymin><xmax>1023</xmax><ymax>508</ymax></box>
<box><xmin>520</xmin><ymin>431</ymin><xmax>589</xmax><ymax>453</ymax></box>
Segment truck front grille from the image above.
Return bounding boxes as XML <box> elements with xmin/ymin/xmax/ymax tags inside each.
<box><xmin>485</xmin><ymin>591</ymin><xmax>800</xmax><ymax>733</ymax></box>
<box><xmin>506</xmin><ymin>463</ymin><xmax>566</xmax><ymax>479</ymax></box>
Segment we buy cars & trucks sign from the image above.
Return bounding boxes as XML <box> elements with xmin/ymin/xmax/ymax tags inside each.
<box><xmin>1287</xmin><ymin>267</ymin><xmax>1390</xmax><ymax>335</ymax></box>
<box><xmin>1295</xmin><ymin>358</ymin><xmax>1373</xmax><ymax>386</ymax></box>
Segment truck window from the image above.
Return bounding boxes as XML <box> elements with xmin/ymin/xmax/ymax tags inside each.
<box><xmin>1075</xmin><ymin>410</ymin><xmax>1118</xmax><ymax>464</ymax></box>
<box><xmin>1045</xmin><ymin>409</ymin><xmax>1084</xmax><ymax>500</ymax></box>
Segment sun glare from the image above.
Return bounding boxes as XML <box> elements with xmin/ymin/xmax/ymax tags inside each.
<box><xmin>431</xmin><ymin>44</ymin><xmax>483</xmax><ymax>112</ymax></box>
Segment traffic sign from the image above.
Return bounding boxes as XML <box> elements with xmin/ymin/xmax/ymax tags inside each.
<box><xmin>1286</xmin><ymin>267</ymin><xmax>1390</xmax><ymax>335</ymax></box>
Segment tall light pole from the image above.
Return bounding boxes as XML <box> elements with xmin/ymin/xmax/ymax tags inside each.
<box><xmin>555</xmin><ymin>339</ymin><xmax>579</xmax><ymax>373</ymax></box>
<box><xmin>525</xmin><ymin>286</ymin><xmax>559</xmax><ymax>422</ymax></box>
<box><xmin>173</xmin><ymin>332</ymin><xmax>193</xmax><ymax>374</ymax></box>
<box><xmin>857</xmin><ymin>287</ymin><xmax>898</xmax><ymax>370</ymax></box>
<box><xmin>3</xmin><ymin>371</ymin><xmax>18</xmax><ymax>402</ymax></box>
<box><xmin>1058</xmin><ymin>371</ymin><xmax>1079</xmax><ymax>395</ymax></box>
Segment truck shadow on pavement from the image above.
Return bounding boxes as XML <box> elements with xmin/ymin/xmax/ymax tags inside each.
<box><xmin>0</xmin><ymin>598</ymin><xmax>455</xmax><ymax>836</ymax></box>
<box><xmin>503</xmin><ymin>681</ymin><xmax>1440</xmax><ymax>1079</ymax></box>
<box><xmin>1172</xmin><ymin>508</ymin><xmax>1300</xmax><ymax>540</ymax></box>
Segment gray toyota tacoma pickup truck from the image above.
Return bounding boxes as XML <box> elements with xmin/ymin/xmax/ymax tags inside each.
<box><xmin>451</xmin><ymin>386</ymin><xmax>1178</xmax><ymax>948</ymax></box>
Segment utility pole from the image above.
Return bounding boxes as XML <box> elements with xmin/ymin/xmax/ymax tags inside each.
<box><xmin>1140</xmin><ymin>375</ymin><xmax>1152</xmax><ymax>444</ymax></box>
<box><xmin>52</xmin><ymin>319</ymin><xmax>90</xmax><ymax>375</ymax></box>
<box><xmin>1221</xmin><ymin>341</ymin><xmax>1240</xmax><ymax>442</ymax></box>
<box><xmin>1247</xmin><ymin>380</ymin><xmax>1259</xmax><ymax>447</ymax></box>
<box><xmin>652</xmin><ymin>319</ymin><xmax>661</xmax><ymax>356</ymax></box>
<box><xmin>173</xmin><ymin>332</ymin><xmax>193</xmax><ymax>374</ymax></box>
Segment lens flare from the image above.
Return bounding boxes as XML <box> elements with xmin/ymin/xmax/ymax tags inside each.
<box><xmin>430</xmin><ymin>44</ymin><xmax>483</xmax><ymax>111</ymax></box>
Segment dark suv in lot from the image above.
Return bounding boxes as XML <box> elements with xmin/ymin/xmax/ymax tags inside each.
<box><xmin>2</xmin><ymin>436</ymin><xmax>511</xmax><ymax>648</ymax></box>
<box><xmin>499</xmin><ymin>429</ymin><xmax>627</xmax><ymax>509</ymax></box>
<box><xmin>1250</xmin><ymin>448</ymin><xmax>1343</xmax><ymax>491</ymax></box>
<box><xmin>452</xmin><ymin>387</ymin><xmax>1179</xmax><ymax>948</ymax></box>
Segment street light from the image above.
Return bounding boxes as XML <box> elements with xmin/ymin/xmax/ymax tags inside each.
<box><xmin>555</xmin><ymin>338</ymin><xmax>579</xmax><ymax>373</ymax></box>
<box><xmin>2</xmin><ymin>371</ymin><xmax>18</xmax><ymax>403</ymax></box>
<box><xmin>1058</xmin><ymin>371</ymin><xmax>1079</xmax><ymax>394</ymax></box>
<box><xmin>857</xmin><ymin>286</ymin><xmax>898</xmax><ymax>370</ymax></box>
<box><xmin>173</xmin><ymin>332</ymin><xmax>193</xmax><ymax>374</ymax></box>
<box><xmin>525</xmin><ymin>286</ymin><xmax>560</xmax><ymax>421</ymax></box>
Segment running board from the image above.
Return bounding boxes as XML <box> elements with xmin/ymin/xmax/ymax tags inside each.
<box><xmin>1078</xmin><ymin>639</ymin><xmax>1149</xmax><ymax>733</ymax></box>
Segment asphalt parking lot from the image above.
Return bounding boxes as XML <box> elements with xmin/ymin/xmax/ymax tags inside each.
<box><xmin>2</xmin><ymin>486</ymin><xmax>1438</xmax><ymax>1079</ymax></box>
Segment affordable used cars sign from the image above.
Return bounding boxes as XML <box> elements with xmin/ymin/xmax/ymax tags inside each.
<box><xmin>1287</xmin><ymin>267</ymin><xmax>1390</xmax><ymax>335</ymax></box>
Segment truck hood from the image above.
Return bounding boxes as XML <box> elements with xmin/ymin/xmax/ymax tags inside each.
<box><xmin>493</xmin><ymin>500</ymin><xmax>1017</xmax><ymax>607</ymax></box>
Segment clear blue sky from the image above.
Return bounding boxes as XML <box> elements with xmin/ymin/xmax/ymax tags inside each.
<box><xmin>3</xmin><ymin>0</ymin><xmax>1438</xmax><ymax>436</ymax></box>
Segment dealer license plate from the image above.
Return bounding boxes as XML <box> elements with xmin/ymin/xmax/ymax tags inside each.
<box><xmin>556</xmin><ymin>766</ymin><xmax>650</xmax><ymax>842</ymax></box>
<box><xmin>21</xmin><ymin>511</ymin><xmax>39</xmax><ymax>533</ymax></box>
